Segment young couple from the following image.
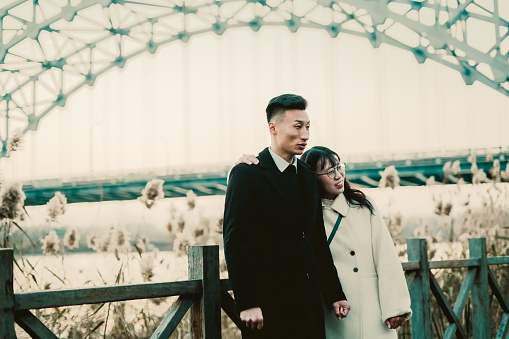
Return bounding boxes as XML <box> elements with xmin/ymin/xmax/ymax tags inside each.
<box><xmin>223</xmin><ymin>94</ymin><xmax>411</xmax><ymax>339</ymax></box>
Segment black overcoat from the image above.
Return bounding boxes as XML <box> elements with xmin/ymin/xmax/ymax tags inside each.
<box><xmin>223</xmin><ymin>147</ymin><xmax>346</xmax><ymax>339</ymax></box>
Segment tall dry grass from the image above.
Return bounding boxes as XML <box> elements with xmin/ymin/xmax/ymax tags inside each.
<box><xmin>2</xmin><ymin>150</ymin><xmax>508</xmax><ymax>338</ymax></box>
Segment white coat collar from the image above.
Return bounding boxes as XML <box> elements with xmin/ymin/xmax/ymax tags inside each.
<box><xmin>322</xmin><ymin>193</ymin><xmax>349</xmax><ymax>217</ymax></box>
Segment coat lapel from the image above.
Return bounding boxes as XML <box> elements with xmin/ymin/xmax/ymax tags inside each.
<box><xmin>258</xmin><ymin>148</ymin><xmax>295</xmax><ymax>214</ymax></box>
<box><xmin>297</xmin><ymin>159</ymin><xmax>318</xmax><ymax>233</ymax></box>
<box><xmin>258</xmin><ymin>148</ymin><xmax>319</xmax><ymax>224</ymax></box>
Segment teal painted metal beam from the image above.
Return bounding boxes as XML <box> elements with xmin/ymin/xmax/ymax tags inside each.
<box><xmin>23</xmin><ymin>170</ymin><xmax>230</xmax><ymax>205</ymax></box>
<box><xmin>21</xmin><ymin>151</ymin><xmax>509</xmax><ymax>205</ymax></box>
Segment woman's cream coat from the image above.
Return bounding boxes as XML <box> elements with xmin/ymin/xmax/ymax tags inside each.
<box><xmin>322</xmin><ymin>194</ymin><xmax>411</xmax><ymax>339</ymax></box>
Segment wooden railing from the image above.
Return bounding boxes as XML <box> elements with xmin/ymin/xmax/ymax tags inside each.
<box><xmin>0</xmin><ymin>238</ymin><xmax>508</xmax><ymax>338</ymax></box>
<box><xmin>0</xmin><ymin>246</ymin><xmax>245</xmax><ymax>339</ymax></box>
<box><xmin>403</xmin><ymin>238</ymin><xmax>509</xmax><ymax>339</ymax></box>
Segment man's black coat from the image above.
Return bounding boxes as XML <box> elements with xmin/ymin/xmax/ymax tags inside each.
<box><xmin>223</xmin><ymin>147</ymin><xmax>346</xmax><ymax>338</ymax></box>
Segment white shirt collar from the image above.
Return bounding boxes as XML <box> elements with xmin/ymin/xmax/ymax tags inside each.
<box><xmin>268</xmin><ymin>147</ymin><xmax>298</xmax><ymax>173</ymax></box>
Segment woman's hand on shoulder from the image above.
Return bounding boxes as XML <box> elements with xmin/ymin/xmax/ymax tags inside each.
<box><xmin>236</xmin><ymin>154</ymin><xmax>259</xmax><ymax>165</ymax></box>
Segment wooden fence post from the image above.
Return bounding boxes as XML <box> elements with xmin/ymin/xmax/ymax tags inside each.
<box><xmin>469</xmin><ymin>238</ymin><xmax>491</xmax><ymax>339</ymax></box>
<box><xmin>0</xmin><ymin>248</ymin><xmax>16</xmax><ymax>339</ymax></box>
<box><xmin>188</xmin><ymin>245</ymin><xmax>221</xmax><ymax>339</ymax></box>
<box><xmin>407</xmin><ymin>238</ymin><xmax>432</xmax><ymax>339</ymax></box>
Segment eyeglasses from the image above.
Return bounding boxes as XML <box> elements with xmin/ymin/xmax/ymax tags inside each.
<box><xmin>317</xmin><ymin>163</ymin><xmax>346</xmax><ymax>179</ymax></box>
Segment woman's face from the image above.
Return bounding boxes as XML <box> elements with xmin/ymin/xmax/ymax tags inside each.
<box><xmin>316</xmin><ymin>158</ymin><xmax>345</xmax><ymax>200</ymax></box>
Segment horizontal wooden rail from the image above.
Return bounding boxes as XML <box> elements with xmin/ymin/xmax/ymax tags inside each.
<box><xmin>402</xmin><ymin>260</ymin><xmax>420</xmax><ymax>271</ymax></box>
<box><xmin>403</xmin><ymin>254</ymin><xmax>509</xmax><ymax>270</ymax></box>
<box><xmin>14</xmin><ymin>279</ymin><xmax>234</xmax><ymax>312</ymax></box>
<box><xmin>15</xmin><ymin>280</ymin><xmax>203</xmax><ymax>311</ymax></box>
<box><xmin>429</xmin><ymin>258</ymin><xmax>481</xmax><ymax>269</ymax></box>
<box><xmin>403</xmin><ymin>258</ymin><xmax>491</xmax><ymax>271</ymax></box>
<box><xmin>488</xmin><ymin>257</ymin><xmax>509</xmax><ymax>265</ymax></box>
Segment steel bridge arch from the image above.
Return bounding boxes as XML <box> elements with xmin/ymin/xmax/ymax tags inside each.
<box><xmin>1</xmin><ymin>0</ymin><xmax>508</xmax><ymax>156</ymax></box>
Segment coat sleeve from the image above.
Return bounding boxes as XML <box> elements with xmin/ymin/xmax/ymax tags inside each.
<box><xmin>313</xmin><ymin>198</ymin><xmax>347</xmax><ymax>305</ymax></box>
<box><xmin>370</xmin><ymin>201</ymin><xmax>412</xmax><ymax>322</ymax></box>
<box><xmin>223</xmin><ymin>164</ymin><xmax>260</xmax><ymax>312</ymax></box>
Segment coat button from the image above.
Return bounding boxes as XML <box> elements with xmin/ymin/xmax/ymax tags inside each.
<box><xmin>353</xmin><ymin>267</ymin><xmax>359</xmax><ymax>273</ymax></box>
<box><xmin>350</xmin><ymin>251</ymin><xmax>355</xmax><ymax>256</ymax></box>
<box><xmin>302</xmin><ymin>232</ymin><xmax>305</xmax><ymax>239</ymax></box>
<box><xmin>307</xmin><ymin>273</ymin><xmax>310</xmax><ymax>279</ymax></box>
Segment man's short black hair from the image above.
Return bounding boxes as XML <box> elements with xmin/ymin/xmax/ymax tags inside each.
<box><xmin>265</xmin><ymin>94</ymin><xmax>307</xmax><ymax>123</ymax></box>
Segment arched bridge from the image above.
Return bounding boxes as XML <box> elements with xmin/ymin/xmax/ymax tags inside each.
<box><xmin>22</xmin><ymin>147</ymin><xmax>508</xmax><ymax>205</ymax></box>
<box><xmin>1</xmin><ymin>0</ymin><xmax>509</xmax><ymax>157</ymax></box>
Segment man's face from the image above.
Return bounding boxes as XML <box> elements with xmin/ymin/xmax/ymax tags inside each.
<box><xmin>270</xmin><ymin>109</ymin><xmax>310</xmax><ymax>161</ymax></box>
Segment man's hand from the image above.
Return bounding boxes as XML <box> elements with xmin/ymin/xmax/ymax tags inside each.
<box><xmin>385</xmin><ymin>314</ymin><xmax>408</xmax><ymax>329</ymax></box>
<box><xmin>332</xmin><ymin>300</ymin><xmax>350</xmax><ymax>320</ymax></box>
<box><xmin>240</xmin><ymin>307</ymin><xmax>264</xmax><ymax>330</ymax></box>
<box><xmin>236</xmin><ymin>154</ymin><xmax>259</xmax><ymax>165</ymax></box>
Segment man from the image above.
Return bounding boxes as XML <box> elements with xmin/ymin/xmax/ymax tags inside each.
<box><xmin>223</xmin><ymin>94</ymin><xmax>349</xmax><ymax>338</ymax></box>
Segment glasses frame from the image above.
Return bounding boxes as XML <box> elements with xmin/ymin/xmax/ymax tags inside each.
<box><xmin>317</xmin><ymin>163</ymin><xmax>346</xmax><ymax>179</ymax></box>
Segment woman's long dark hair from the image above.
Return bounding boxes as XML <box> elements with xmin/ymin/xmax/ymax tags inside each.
<box><xmin>301</xmin><ymin>146</ymin><xmax>374</xmax><ymax>214</ymax></box>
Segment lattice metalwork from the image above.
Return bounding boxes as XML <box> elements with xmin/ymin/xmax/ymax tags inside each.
<box><xmin>1</xmin><ymin>0</ymin><xmax>508</xmax><ymax>156</ymax></box>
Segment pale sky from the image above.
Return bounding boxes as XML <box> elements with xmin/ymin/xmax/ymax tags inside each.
<box><xmin>2</xmin><ymin>26</ymin><xmax>509</xmax><ymax>181</ymax></box>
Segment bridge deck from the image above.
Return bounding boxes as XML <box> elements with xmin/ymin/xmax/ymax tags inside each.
<box><xmin>21</xmin><ymin>149</ymin><xmax>508</xmax><ymax>205</ymax></box>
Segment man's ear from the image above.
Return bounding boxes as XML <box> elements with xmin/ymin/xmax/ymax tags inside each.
<box><xmin>268</xmin><ymin>121</ymin><xmax>276</xmax><ymax>135</ymax></box>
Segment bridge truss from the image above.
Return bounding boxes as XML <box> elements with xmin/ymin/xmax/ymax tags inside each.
<box><xmin>1</xmin><ymin>0</ymin><xmax>509</xmax><ymax>156</ymax></box>
<box><xmin>22</xmin><ymin>148</ymin><xmax>508</xmax><ymax>205</ymax></box>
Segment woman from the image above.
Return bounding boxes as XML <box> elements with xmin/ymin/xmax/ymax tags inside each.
<box><xmin>300</xmin><ymin>146</ymin><xmax>411</xmax><ymax>339</ymax></box>
<box><xmin>238</xmin><ymin>146</ymin><xmax>411</xmax><ymax>338</ymax></box>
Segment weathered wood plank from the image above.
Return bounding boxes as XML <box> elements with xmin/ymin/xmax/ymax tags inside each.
<box><xmin>488</xmin><ymin>268</ymin><xmax>509</xmax><ymax>313</ymax></box>
<box><xmin>150</xmin><ymin>296</ymin><xmax>195</xmax><ymax>339</ymax></box>
<box><xmin>189</xmin><ymin>246</ymin><xmax>204</xmax><ymax>339</ymax></box>
<box><xmin>402</xmin><ymin>261</ymin><xmax>420</xmax><ymax>271</ymax></box>
<box><xmin>15</xmin><ymin>280</ymin><xmax>202</xmax><ymax>311</ymax></box>
<box><xmin>453</xmin><ymin>268</ymin><xmax>476</xmax><ymax>316</ymax></box>
<box><xmin>220</xmin><ymin>291</ymin><xmax>247</xmax><ymax>331</ymax></box>
<box><xmin>405</xmin><ymin>270</ymin><xmax>416</xmax><ymax>289</ymax></box>
<box><xmin>429</xmin><ymin>258</ymin><xmax>480</xmax><ymax>269</ymax></box>
<box><xmin>444</xmin><ymin>322</ymin><xmax>458</xmax><ymax>339</ymax></box>
<box><xmin>201</xmin><ymin>246</ymin><xmax>221</xmax><ymax>338</ymax></box>
<box><xmin>496</xmin><ymin>313</ymin><xmax>509</xmax><ymax>339</ymax></box>
<box><xmin>470</xmin><ymin>238</ymin><xmax>491</xmax><ymax>339</ymax></box>
<box><xmin>220</xmin><ymin>278</ymin><xmax>232</xmax><ymax>291</ymax></box>
<box><xmin>0</xmin><ymin>249</ymin><xmax>16</xmax><ymax>339</ymax></box>
<box><xmin>14</xmin><ymin>309</ymin><xmax>58</xmax><ymax>339</ymax></box>
<box><xmin>429</xmin><ymin>274</ymin><xmax>467</xmax><ymax>339</ymax></box>
<box><xmin>488</xmin><ymin>257</ymin><xmax>509</xmax><ymax>265</ymax></box>
<box><xmin>188</xmin><ymin>245</ymin><xmax>221</xmax><ymax>339</ymax></box>
<box><xmin>407</xmin><ymin>238</ymin><xmax>432</xmax><ymax>339</ymax></box>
